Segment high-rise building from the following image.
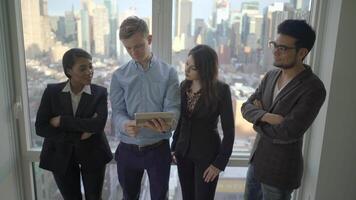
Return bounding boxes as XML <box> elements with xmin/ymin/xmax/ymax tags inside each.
<box><xmin>92</xmin><ymin>5</ymin><xmax>110</xmax><ymax>56</ymax></box>
<box><xmin>104</xmin><ymin>0</ymin><xmax>118</xmax><ymax>58</ymax></box>
<box><xmin>21</xmin><ymin>0</ymin><xmax>53</xmax><ymax>57</ymax></box>
<box><xmin>216</xmin><ymin>0</ymin><xmax>230</xmax><ymax>24</ymax></box>
<box><xmin>194</xmin><ymin>18</ymin><xmax>206</xmax><ymax>44</ymax></box>
<box><xmin>174</xmin><ymin>0</ymin><xmax>192</xmax><ymax>37</ymax></box>
<box><xmin>240</xmin><ymin>1</ymin><xmax>261</xmax><ymax>47</ymax></box>
<box><xmin>78</xmin><ymin>8</ymin><xmax>91</xmax><ymax>52</ymax></box>
<box><xmin>21</xmin><ymin>0</ymin><xmax>44</xmax><ymax>55</ymax></box>
<box><xmin>241</xmin><ymin>14</ymin><xmax>250</xmax><ymax>46</ymax></box>
<box><xmin>64</xmin><ymin>10</ymin><xmax>77</xmax><ymax>43</ymax></box>
<box><xmin>39</xmin><ymin>0</ymin><xmax>48</xmax><ymax>16</ymax></box>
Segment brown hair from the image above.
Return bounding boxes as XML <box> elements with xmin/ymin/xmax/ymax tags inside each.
<box><xmin>188</xmin><ymin>44</ymin><xmax>219</xmax><ymax>106</ymax></box>
<box><xmin>119</xmin><ymin>16</ymin><xmax>149</xmax><ymax>40</ymax></box>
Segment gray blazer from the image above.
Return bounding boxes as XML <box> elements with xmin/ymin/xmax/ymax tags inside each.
<box><xmin>241</xmin><ymin>65</ymin><xmax>326</xmax><ymax>189</ymax></box>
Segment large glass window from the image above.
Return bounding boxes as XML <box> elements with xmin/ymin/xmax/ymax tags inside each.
<box><xmin>172</xmin><ymin>0</ymin><xmax>312</xmax><ymax>157</ymax></box>
<box><xmin>19</xmin><ymin>0</ymin><xmax>313</xmax><ymax>199</ymax></box>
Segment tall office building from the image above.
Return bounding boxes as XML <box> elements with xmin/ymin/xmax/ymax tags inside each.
<box><xmin>216</xmin><ymin>0</ymin><xmax>229</xmax><ymax>24</ymax></box>
<box><xmin>174</xmin><ymin>0</ymin><xmax>192</xmax><ymax>37</ymax></box>
<box><xmin>21</xmin><ymin>0</ymin><xmax>53</xmax><ymax>57</ymax></box>
<box><xmin>104</xmin><ymin>0</ymin><xmax>118</xmax><ymax>58</ymax></box>
<box><xmin>78</xmin><ymin>8</ymin><xmax>91</xmax><ymax>52</ymax></box>
<box><xmin>21</xmin><ymin>0</ymin><xmax>44</xmax><ymax>55</ymax></box>
<box><xmin>39</xmin><ymin>0</ymin><xmax>48</xmax><ymax>16</ymax></box>
<box><xmin>64</xmin><ymin>10</ymin><xmax>77</xmax><ymax>43</ymax></box>
<box><xmin>194</xmin><ymin>18</ymin><xmax>207</xmax><ymax>44</ymax></box>
<box><xmin>92</xmin><ymin>5</ymin><xmax>109</xmax><ymax>56</ymax></box>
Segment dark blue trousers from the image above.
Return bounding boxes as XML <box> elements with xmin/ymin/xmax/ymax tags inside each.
<box><xmin>115</xmin><ymin>140</ymin><xmax>171</xmax><ymax>200</ymax></box>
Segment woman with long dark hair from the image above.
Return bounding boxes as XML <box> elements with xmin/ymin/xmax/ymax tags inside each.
<box><xmin>171</xmin><ymin>44</ymin><xmax>235</xmax><ymax>200</ymax></box>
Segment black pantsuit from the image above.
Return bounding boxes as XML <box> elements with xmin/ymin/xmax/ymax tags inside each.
<box><xmin>52</xmin><ymin>149</ymin><xmax>106</xmax><ymax>200</ymax></box>
<box><xmin>176</xmin><ymin>155</ymin><xmax>219</xmax><ymax>200</ymax></box>
<box><xmin>35</xmin><ymin>82</ymin><xmax>113</xmax><ymax>200</ymax></box>
<box><xmin>172</xmin><ymin>80</ymin><xmax>235</xmax><ymax>200</ymax></box>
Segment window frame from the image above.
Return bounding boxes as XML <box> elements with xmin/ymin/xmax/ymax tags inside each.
<box><xmin>5</xmin><ymin>0</ymin><xmax>320</xmax><ymax>199</ymax></box>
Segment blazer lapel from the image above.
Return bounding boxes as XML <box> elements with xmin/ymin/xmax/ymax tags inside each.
<box><xmin>59</xmin><ymin>92</ymin><xmax>74</xmax><ymax>116</ymax></box>
<box><xmin>269</xmin><ymin>67</ymin><xmax>311</xmax><ymax>111</ymax></box>
<box><xmin>182</xmin><ymin>89</ymin><xmax>189</xmax><ymax>117</ymax></box>
<box><xmin>264</xmin><ymin>70</ymin><xmax>280</xmax><ymax>110</ymax></box>
<box><xmin>75</xmin><ymin>93</ymin><xmax>93</xmax><ymax>117</ymax></box>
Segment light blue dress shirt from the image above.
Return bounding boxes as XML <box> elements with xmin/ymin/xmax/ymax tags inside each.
<box><xmin>110</xmin><ymin>55</ymin><xmax>180</xmax><ymax>146</ymax></box>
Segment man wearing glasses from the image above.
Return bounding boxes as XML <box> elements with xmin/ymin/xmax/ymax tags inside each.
<box><xmin>241</xmin><ymin>19</ymin><xmax>326</xmax><ymax>200</ymax></box>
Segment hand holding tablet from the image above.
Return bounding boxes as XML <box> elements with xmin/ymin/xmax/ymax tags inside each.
<box><xmin>135</xmin><ymin>112</ymin><xmax>174</xmax><ymax>132</ymax></box>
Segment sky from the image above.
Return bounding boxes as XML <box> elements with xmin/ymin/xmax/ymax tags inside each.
<box><xmin>47</xmin><ymin>0</ymin><xmax>292</xmax><ymax>19</ymax></box>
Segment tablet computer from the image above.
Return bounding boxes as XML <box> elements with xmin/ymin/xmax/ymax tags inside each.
<box><xmin>134</xmin><ymin>112</ymin><xmax>174</xmax><ymax>127</ymax></box>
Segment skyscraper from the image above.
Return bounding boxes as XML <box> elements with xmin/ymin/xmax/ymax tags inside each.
<box><xmin>21</xmin><ymin>0</ymin><xmax>44</xmax><ymax>55</ymax></box>
<box><xmin>78</xmin><ymin>8</ymin><xmax>91</xmax><ymax>52</ymax></box>
<box><xmin>64</xmin><ymin>10</ymin><xmax>77</xmax><ymax>43</ymax></box>
<box><xmin>92</xmin><ymin>5</ymin><xmax>110</xmax><ymax>56</ymax></box>
<box><xmin>174</xmin><ymin>0</ymin><xmax>192</xmax><ymax>37</ymax></box>
<box><xmin>104</xmin><ymin>0</ymin><xmax>118</xmax><ymax>58</ymax></box>
<box><xmin>216</xmin><ymin>0</ymin><xmax>229</xmax><ymax>25</ymax></box>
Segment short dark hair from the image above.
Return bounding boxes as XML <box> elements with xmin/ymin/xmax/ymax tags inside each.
<box><xmin>119</xmin><ymin>16</ymin><xmax>149</xmax><ymax>40</ymax></box>
<box><xmin>188</xmin><ymin>44</ymin><xmax>219</xmax><ymax>106</ymax></box>
<box><xmin>277</xmin><ymin>19</ymin><xmax>316</xmax><ymax>52</ymax></box>
<box><xmin>62</xmin><ymin>48</ymin><xmax>92</xmax><ymax>78</ymax></box>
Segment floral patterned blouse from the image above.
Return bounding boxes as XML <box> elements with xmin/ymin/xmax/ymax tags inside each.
<box><xmin>186</xmin><ymin>88</ymin><xmax>202</xmax><ymax>116</ymax></box>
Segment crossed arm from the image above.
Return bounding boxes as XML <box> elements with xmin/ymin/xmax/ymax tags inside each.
<box><xmin>35</xmin><ymin>86</ymin><xmax>108</xmax><ymax>141</ymax></box>
<box><xmin>241</xmin><ymin>77</ymin><xmax>326</xmax><ymax>144</ymax></box>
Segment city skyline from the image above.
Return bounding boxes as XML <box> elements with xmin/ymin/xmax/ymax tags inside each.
<box><xmin>47</xmin><ymin>0</ymin><xmax>292</xmax><ymax>21</ymax></box>
<box><xmin>21</xmin><ymin>0</ymin><xmax>312</xmax><ymax>198</ymax></box>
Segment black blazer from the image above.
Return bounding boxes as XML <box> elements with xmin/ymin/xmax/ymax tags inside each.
<box><xmin>35</xmin><ymin>82</ymin><xmax>113</xmax><ymax>175</ymax></box>
<box><xmin>241</xmin><ymin>65</ymin><xmax>326</xmax><ymax>189</ymax></box>
<box><xmin>171</xmin><ymin>80</ymin><xmax>235</xmax><ymax>170</ymax></box>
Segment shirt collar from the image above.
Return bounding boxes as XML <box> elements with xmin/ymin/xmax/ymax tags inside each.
<box><xmin>134</xmin><ymin>53</ymin><xmax>156</xmax><ymax>71</ymax></box>
<box><xmin>62</xmin><ymin>81</ymin><xmax>91</xmax><ymax>95</ymax></box>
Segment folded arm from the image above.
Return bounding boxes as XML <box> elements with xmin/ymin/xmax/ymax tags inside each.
<box><xmin>35</xmin><ymin>86</ymin><xmax>64</xmax><ymax>139</ymax></box>
<box><xmin>241</xmin><ymin>74</ymin><xmax>268</xmax><ymax>124</ymax></box>
<box><xmin>255</xmin><ymin>86</ymin><xmax>326</xmax><ymax>144</ymax></box>
<box><xmin>59</xmin><ymin>90</ymin><xmax>108</xmax><ymax>134</ymax></box>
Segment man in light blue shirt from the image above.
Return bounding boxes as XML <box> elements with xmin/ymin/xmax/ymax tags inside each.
<box><xmin>110</xmin><ymin>16</ymin><xmax>180</xmax><ymax>200</ymax></box>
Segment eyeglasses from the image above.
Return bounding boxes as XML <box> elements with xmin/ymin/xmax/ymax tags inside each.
<box><xmin>268</xmin><ymin>41</ymin><xmax>297</xmax><ymax>53</ymax></box>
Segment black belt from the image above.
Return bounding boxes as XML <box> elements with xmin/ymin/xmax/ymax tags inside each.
<box><xmin>120</xmin><ymin>139</ymin><xmax>168</xmax><ymax>152</ymax></box>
